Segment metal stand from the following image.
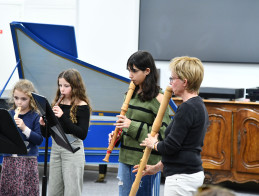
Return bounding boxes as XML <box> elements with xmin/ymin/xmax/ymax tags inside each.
<box><xmin>41</xmin><ymin>116</ymin><xmax>48</xmax><ymax>196</ymax></box>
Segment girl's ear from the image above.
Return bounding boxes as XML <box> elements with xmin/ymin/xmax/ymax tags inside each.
<box><xmin>145</xmin><ymin>68</ymin><xmax>151</xmax><ymax>76</ymax></box>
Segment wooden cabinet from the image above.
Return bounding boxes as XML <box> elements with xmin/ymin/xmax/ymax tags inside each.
<box><xmin>173</xmin><ymin>98</ymin><xmax>259</xmax><ymax>184</ymax></box>
<box><xmin>234</xmin><ymin>109</ymin><xmax>259</xmax><ymax>177</ymax></box>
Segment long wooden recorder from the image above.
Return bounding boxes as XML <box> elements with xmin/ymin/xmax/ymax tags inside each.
<box><xmin>129</xmin><ymin>86</ymin><xmax>173</xmax><ymax>196</ymax></box>
<box><xmin>103</xmin><ymin>81</ymin><xmax>136</xmax><ymax>162</ymax></box>
<box><xmin>14</xmin><ymin>106</ymin><xmax>21</xmax><ymax>118</ymax></box>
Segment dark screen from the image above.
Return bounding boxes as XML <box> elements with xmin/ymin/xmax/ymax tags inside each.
<box><xmin>139</xmin><ymin>0</ymin><xmax>259</xmax><ymax>63</ymax></box>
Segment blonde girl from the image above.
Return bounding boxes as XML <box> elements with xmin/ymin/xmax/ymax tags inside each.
<box><xmin>0</xmin><ymin>79</ymin><xmax>43</xmax><ymax>195</ymax></box>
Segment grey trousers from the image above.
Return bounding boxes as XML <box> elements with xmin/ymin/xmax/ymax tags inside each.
<box><xmin>48</xmin><ymin>138</ymin><xmax>85</xmax><ymax>196</ymax></box>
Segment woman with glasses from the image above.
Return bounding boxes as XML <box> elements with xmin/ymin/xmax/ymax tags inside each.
<box><xmin>109</xmin><ymin>50</ymin><xmax>171</xmax><ymax>196</ymax></box>
<box><xmin>135</xmin><ymin>56</ymin><xmax>209</xmax><ymax>196</ymax></box>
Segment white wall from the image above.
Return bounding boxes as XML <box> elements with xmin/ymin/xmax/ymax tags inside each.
<box><xmin>0</xmin><ymin>0</ymin><xmax>258</xmax><ymax>98</ymax></box>
<box><xmin>0</xmin><ymin>0</ymin><xmax>23</xmax><ymax>94</ymax></box>
<box><xmin>22</xmin><ymin>0</ymin><xmax>77</xmax><ymax>26</ymax></box>
<box><xmin>77</xmin><ymin>0</ymin><xmax>139</xmax><ymax>79</ymax></box>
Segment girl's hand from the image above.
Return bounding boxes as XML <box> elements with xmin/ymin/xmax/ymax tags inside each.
<box><xmin>114</xmin><ymin>115</ymin><xmax>131</xmax><ymax>129</ymax></box>
<box><xmin>108</xmin><ymin>131</ymin><xmax>114</xmax><ymax>144</ymax></box>
<box><xmin>39</xmin><ymin>117</ymin><xmax>45</xmax><ymax>126</ymax></box>
<box><xmin>108</xmin><ymin>130</ymin><xmax>121</xmax><ymax>144</ymax></box>
<box><xmin>140</xmin><ymin>133</ymin><xmax>158</xmax><ymax>149</ymax></box>
<box><xmin>52</xmin><ymin>106</ymin><xmax>63</xmax><ymax>118</ymax></box>
<box><xmin>14</xmin><ymin>117</ymin><xmax>26</xmax><ymax>132</ymax></box>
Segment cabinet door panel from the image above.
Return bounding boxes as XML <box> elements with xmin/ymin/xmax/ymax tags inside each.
<box><xmin>235</xmin><ymin>109</ymin><xmax>259</xmax><ymax>174</ymax></box>
<box><xmin>202</xmin><ymin>107</ymin><xmax>232</xmax><ymax>170</ymax></box>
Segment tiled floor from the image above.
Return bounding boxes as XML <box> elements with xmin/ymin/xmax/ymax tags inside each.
<box><xmin>38</xmin><ymin>164</ymin><xmax>259</xmax><ymax>196</ymax></box>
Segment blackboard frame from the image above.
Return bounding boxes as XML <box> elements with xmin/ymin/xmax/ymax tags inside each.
<box><xmin>139</xmin><ymin>0</ymin><xmax>259</xmax><ymax>63</ymax></box>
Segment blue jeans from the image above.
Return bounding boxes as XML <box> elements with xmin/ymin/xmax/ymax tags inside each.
<box><xmin>117</xmin><ymin>162</ymin><xmax>156</xmax><ymax>196</ymax></box>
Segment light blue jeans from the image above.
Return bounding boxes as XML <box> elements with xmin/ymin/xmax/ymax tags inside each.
<box><xmin>117</xmin><ymin>162</ymin><xmax>156</xmax><ymax>196</ymax></box>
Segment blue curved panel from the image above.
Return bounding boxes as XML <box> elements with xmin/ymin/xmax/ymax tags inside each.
<box><xmin>11</xmin><ymin>21</ymin><xmax>78</xmax><ymax>58</ymax></box>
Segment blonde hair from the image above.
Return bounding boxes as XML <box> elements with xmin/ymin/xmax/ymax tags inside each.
<box><xmin>10</xmin><ymin>79</ymin><xmax>38</xmax><ymax>111</ymax></box>
<box><xmin>196</xmin><ymin>185</ymin><xmax>235</xmax><ymax>196</ymax></box>
<box><xmin>53</xmin><ymin>69</ymin><xmax>92</xmax><ymax>123</ymax></box>
<box><xmin>170</xmin><ymin>56</ymin><xmax>204</xmax><ymax>93</ymax></box>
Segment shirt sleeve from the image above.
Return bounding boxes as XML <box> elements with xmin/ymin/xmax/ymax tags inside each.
<box><xmin>27</xmin><ymin>114</ymin><xmax>44</xmax><ymax>145</ymax></box>
<box><xmin>23</xmin><ymin>126</ymin><xmax>31</xmax><ymax>138</ymax></box>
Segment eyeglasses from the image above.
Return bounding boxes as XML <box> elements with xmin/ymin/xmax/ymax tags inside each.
<box><xmin>169</xmin><ymin>77</ymin><xmax>180</xmax><ymax>83</ymax></box>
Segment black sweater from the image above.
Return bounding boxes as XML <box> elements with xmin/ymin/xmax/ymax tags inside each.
<box><xmin>157</xmin><ymin>96</ymin><xmax>209</xmax><ymax>177</ymax></box>
<box><xmin>41</xmin><ymin>104</ymin><xmax>90</xmax><ymax>140</ymax></box>
<box><xmin>59</xmin><ymin>104</ymin><xmax>90</xmax><ymax>140</ymax></box>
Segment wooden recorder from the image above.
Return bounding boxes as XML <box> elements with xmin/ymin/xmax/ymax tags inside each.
<box><xmin>55</xmin><ymin>94</ymin><xmax>65</xmax><ymax>106</ymax></box>
<box><xmin>103</xmin><ymin>81</ymin><xmax>136</xmax><ymax>162</ymax></box>
<box><xmin>129</xmin><ymin>86</ymin><xmax>173</xmax><ymax>196</ymax></box>
<box><xmin>14</xmin><ymin>106</ymin><xmax>21</xmax><ymax>118</ymax></box>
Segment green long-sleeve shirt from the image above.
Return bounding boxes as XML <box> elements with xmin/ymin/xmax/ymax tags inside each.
<box><xmin>119</xmin><ymin>92</ymin><xmax>172</xmax><ymax>165</ymax></box>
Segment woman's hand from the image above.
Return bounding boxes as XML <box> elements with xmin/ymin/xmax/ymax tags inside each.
<box><xmin>132</xmin><ymin>162</ymin><xmax>162</xmax><ymax>177</ymax></box>
<box><xmin>14</xmin><ymin>117</ymin><xmax>26</xmax><ymax>131</ymax></box>
<box><xmin>140</xmin><ymin>133</ymin><xmax>158</xmax><ymax>149</ymax></box>
<box><xmin>52</xmin><ymin>105</ymin><xmax>63</xmax><ymax>118</ymax></box>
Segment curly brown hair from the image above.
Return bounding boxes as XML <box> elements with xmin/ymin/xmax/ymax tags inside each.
<box><xmin>52</xmin><ymin>69</ymin><xmax>92</xmax><ymax>123</ymax></box>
